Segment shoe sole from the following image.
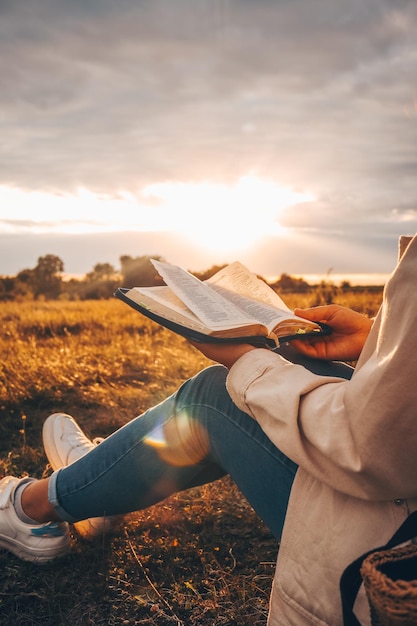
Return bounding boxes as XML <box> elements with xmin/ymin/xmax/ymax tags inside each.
<box><xmin>0</xmin><ymin>535</ymin><xmax>69</xmax><ymax>563</ymax></box>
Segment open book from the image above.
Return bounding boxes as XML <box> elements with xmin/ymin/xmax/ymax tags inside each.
<box><xmin>114</xmin><ymin>260</ymin><xmax>329</xmax><ymax>348</ymax></box>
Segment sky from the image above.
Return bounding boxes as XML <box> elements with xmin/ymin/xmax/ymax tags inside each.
<box><xmin>1</xmin><ymin>0</ymin><xmax>416</xmax><ymax>280</ymax></box>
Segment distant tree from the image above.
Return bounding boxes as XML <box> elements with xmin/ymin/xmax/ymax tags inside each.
<box><xmin>16</xmin><ymin>268</ymin><xmax>35</xmax><ymax>285</ymax></box>
<box><xmin>120</xmin><ymin>255</ymin><xmax>166</xmax><ymax>287</ymax></box>
<box><xmin>86</xmin><ymin>263</ymin><xmax>118</xmax><ymax>283</ymax></box>
<box><xmin>0</xmin><ymin>269</ymin><xmax>36</xmax><ymax>300</ymax></box>
<box><xmin>271</xmin><ymin>273</ymin><xmax>310</xmax><ymax>293</ymax></box>
<box><xmin>0</xmin><ymin>276</ymin><xmax>16</xmax><ymax>301</ymax></box>
<box><xmin>33</xmin><ymin>254</ymin><xmax>64</xmax><ymax>299</ymax></box>
<box><xmin>59</xmin><ymin>278</ymin><xmax>82</xmax><ymax>301</ymax></box>
<box><xmin>82</xmin><ymin>262</ymin><xmax>120</xmax><ymax>299</ymax></box>
<box><xmin>14</xmin><ymin>270</ymin><xmax>35</xmax><ymax>299</ymax></box>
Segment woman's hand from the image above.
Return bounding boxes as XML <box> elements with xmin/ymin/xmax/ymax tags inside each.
<box><xmin>290</xmin><ymin>305</ymin><xmax>373</xmax><ymax>361</ymax></box>
<box><xmin>188</xmin><ymin>304</ymin><xmax>373</xmax><ymax>366</ymax></box>
<box><xmin>188</xmin><ymin>340</ymin><xmax>259</xmax><ymax>369</ymax></box>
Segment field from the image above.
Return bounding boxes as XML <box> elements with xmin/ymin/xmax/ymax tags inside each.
<box><xmin>0</xmin><ymin>290</ymin><xmax>383</xmax><ymax>625</ymax></box>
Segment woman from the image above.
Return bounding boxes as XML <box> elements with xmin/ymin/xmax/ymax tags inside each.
<box><xmin>1</xmin><ymin>235</ymin><xmax>416</xmax><ymax>626</ymax></box>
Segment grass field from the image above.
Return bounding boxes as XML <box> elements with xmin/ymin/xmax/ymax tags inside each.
<box><xmin>0</xmin><ymin>291</ymin><xmax>383</xmax><ymax>625</ymax></box>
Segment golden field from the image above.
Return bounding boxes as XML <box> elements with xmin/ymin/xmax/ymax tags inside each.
<box><xmin>0</xmin><ymin>290</ymin><xmax>383</xmax><ymax>625</ymax></box>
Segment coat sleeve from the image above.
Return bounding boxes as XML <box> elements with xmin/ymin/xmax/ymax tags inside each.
<box><xmin>226</xmin><ymin>235</ymin><xmax>417</xmax><ymax>501</ymax></box>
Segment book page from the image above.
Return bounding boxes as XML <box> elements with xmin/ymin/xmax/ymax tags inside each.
<box><xmin>132</xmin><ymin>285</ymin><xmax>199</xmax><ymax>318</ymax></box>
<box><xmin>207</xmin><ymin>262</ymin><xmax>291</xmax><ymax>311</ymax></box>
<box><xmin>130</xmin><ymin>285</ymin><xmax>250</xmax><ymax>330</ymax></box>
<box><xmin>125</xmin><ymin>287</ymin><xmax>215</xmax><ymax>332</ymax></box>
<box><xmin>205</xmin><ymin>261</ymin><xmax>304</xmax><ymax>331</ymax></box>
<box><xmin>151</xmin><ymin>260</ymin><xmax>259</xmax><ymax>329</ymax></box>
<box><xmin>209</xmin><ymin>283</ymin><xmax>296</xmax><ymax>330</ymax></box>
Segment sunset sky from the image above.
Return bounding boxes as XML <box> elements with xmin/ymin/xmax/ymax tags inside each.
<box><xmin>1</xmin><ymin>0</ymin><xmax>416</xmax><ymax>280</ymax></box>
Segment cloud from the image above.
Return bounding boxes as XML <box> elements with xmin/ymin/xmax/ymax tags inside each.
<box><xmin>0</xmin><ymin>0</ymin><xmax>416</xmax><ymax>275</ymax></box>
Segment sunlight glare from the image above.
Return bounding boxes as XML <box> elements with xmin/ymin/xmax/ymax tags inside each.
<box><xmin>0</xmin><ymin>176</ymin><xmax>315</xmax><ymax>253</ymax></box>
<box><xmin>142</xmin><ymin>175</ymin><xmax>315</xmax><ymax>253</ymax></box>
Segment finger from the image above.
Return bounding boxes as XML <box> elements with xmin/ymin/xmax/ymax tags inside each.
<box><xmin>294</xmin><ymin>306</ymin><xmax>330</xmax><ymax>321</ymax></box>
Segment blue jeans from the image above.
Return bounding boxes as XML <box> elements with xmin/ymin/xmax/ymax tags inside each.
<box><xmin>49</xmin><ymin>347</ymin><xmax>353</xmax><ymax>539</ymax></box>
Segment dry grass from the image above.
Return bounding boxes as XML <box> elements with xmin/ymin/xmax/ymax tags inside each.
<box><xmin>0</xmin><ymin>291</ymin><xmax>383</xmax><ymax>625</ymax></box>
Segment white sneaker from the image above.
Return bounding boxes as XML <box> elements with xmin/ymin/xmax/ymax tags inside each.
<box><xmin>0</xmin><ymin>476</ymin><xmax>70</xmax><ymax>563</ymax></box>
<box><xmin>42</xmin><ymin>413</ymin><xmax>121</xmax><ymax>540</ymax></box>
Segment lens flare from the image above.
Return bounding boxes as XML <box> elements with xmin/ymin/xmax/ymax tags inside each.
<box><xmin>144</xmin><ymin>410</ymin><xmax>210</xmax><ymax>467</ymax></box>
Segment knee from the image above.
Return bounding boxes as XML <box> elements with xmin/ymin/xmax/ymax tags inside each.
<box><xmin>159</xmin><ymin>365</ymin><xmax>228</xmax><ymax>467</ymax></box>
<box><xmin>191</xmin><ymin>364</ymin><xmax>228</xmax><ymax>389</ymax></box>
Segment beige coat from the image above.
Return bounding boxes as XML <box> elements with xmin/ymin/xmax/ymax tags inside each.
<box><xmin>226</xmin><ymin>234</ymin><xmax>417</xmax><ymax>625</ymax></box>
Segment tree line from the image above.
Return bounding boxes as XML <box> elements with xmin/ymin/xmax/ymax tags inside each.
<box><xmin>0</xmin><ymin>253</ymin><xmax>320</xmax><ymax>302</ymax></box>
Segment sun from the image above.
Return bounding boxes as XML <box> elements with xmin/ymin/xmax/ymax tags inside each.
<box><xmin>141</xmin><ymin>175</ymin><xmax>315</xmax><ymax>254</ymax></box>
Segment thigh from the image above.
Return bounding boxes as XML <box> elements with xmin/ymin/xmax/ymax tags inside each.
<box><xmin>173</xmin><ymin>365</ymin><xmax>298</xmax><ymax>538</ymax></box>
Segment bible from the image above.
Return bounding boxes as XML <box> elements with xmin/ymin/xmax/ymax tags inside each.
<box><xmin>114</xmin><ymin>259</ymin><xmax>329</xmax><ymax>348</ymax></box>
